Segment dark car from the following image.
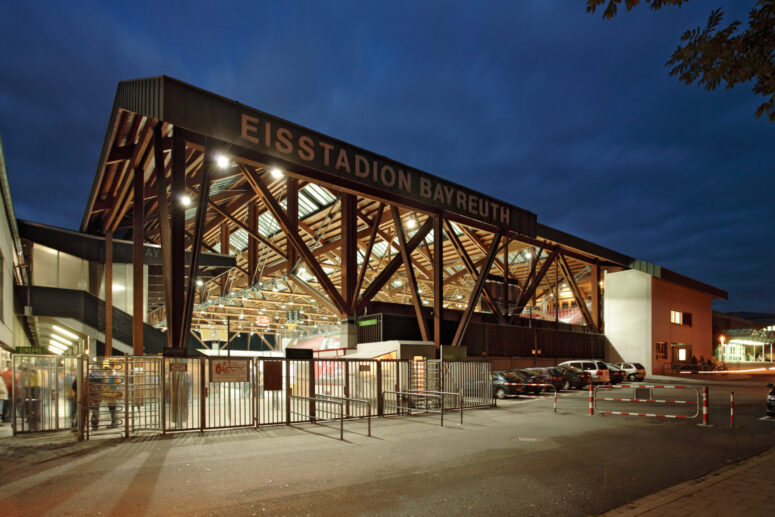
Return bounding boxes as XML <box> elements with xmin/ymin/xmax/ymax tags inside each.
<box><xmin>555</xmin><ymin>365</ymin><xmax>590</xmax><ymax>390</ymax></box>
<box><xmin>767</xmin><ymin>383</ymin><xmax>775</xmax><ymax>416</ymax></box>
<box><xmin>492</xmin><ymin>371</ymin><xmax>526</xmax><ymax>399</ymax></box>
<box><xmin>510</xmin><ymin>369</ymin><xmax>549</xmax><ymax>395</ymax></box>
<box><xmin>528</xmin><ymin>367</ymin><xmax>566</xmax><ymax>392</ymax></box>
<box><xmin>606</xmin><ymin>363</ymin><xmax>626</xmax><ymax>385</ymax></box>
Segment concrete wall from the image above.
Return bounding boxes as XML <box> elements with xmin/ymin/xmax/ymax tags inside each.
<box><xmin>0</xmin><ymin>187</ymin><xmax>14</xmax><ymax>351</ymax></box>
<box><xmin>603</xmin><ymin>269</ymin><xmax>653</xmax><ymax>371</ymax></box>
<box><xmin>651</xmin><ymin>276</ymin><xmax>713</xmax><ymax>369</ymax></box>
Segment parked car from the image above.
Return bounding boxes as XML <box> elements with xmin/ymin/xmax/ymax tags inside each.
<box><xmin>510</xmin><ymin>369</ymin><xmax>549</xmax><ymax>394</ymax></box>
<box><xmin>492</xmin><ymin>371</ymin><xmax>526</xmax><ymax>399</ymax></box>
<box><xmin>555</xmin><ymin>365</ymin><xmax>590</xmax><ymax>390</ymax></box>
<box><xmin>528</xmin><ymin>367</ymin><xmax>566</xmax><ymax>392</ymax></box>
<box><xmin>558</xmin><ymin>360</ymin><xmax>611</xmax><ymax>384</ymax></box>
<box><xmin>616</xmin><ymin>362</ymin><xmax>646</xmax><ymax>381</ymax></box>
<box><xmin>606</xmin><ymin>363</ymin><xmax>625</xmax><ymax>385</ymax></box>
<box><xmin>767</xmin><ymin>383</ymin><xmax>775</xmax><ymax>416</ymax></box>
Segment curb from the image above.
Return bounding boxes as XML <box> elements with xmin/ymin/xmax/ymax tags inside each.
<box><xmin>599</xmin><ymin>446</ymin><xmax>775</xmax><ymax>516</ymax></box>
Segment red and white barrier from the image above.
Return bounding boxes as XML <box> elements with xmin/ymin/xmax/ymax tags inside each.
<box><xmin>517</xmin><ymin>383</ymin><xmax>558</xmax><ymax>413</ymax></box>
<box><xmin>593</xmin><ymin>383</ymin><xmax>700</xmax><ymax>421</ymax></box>
<box><xmin>702</xmin><ymin>386</ymin><xmax>709</xmax><ymax>426</ymax></box>
<box><xmin>730</xmin><ymin>391</ymin><xmax>735</xmax><ymax>428</ymax></box>
<box><xmin>589</xmin><ymin>384</ymin><xmax>593</xmax><ymax>416</ymax></box>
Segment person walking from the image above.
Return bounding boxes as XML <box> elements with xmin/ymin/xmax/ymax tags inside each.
<box><xmin>1</xmin><ymin>367</ymin><xmax>15</xmax><ymax>423</ymax></box>
<box><xmin>0</xmin><ymin>375</ymin><xmax>7</xmax><ymax>425</ymax></box>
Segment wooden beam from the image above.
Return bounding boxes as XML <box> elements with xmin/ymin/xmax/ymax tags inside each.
<box><xmin>132</xmin><ymin>166</ymin><xmax>144</xmax><ymax>355</ymax></box>
<box><xmin>243</xmin><ymin>167</ymin><xmax>348</xmax><ymax>315</ymax></box>
<box><xmin>247</xmin><ymin>201</ymin><xmax>258</xmax><ymax>284</ymax></box>
<box><xmin>207</xmin><ymin>197</ymin><xmax>287</xmax><ymax>259</ymax></box>
<box><xmin>451</xmin><ymin>230</ymin><xmax>503</xmax><ymax>347</ymax></box>
<box><xmin>179</xmin><ymin>147</ymin><xmax>213</xmax><ymax>353</ymax></box>
<box><xmin>286</xmin><ymin>177</ymin><xmax>299</xmax><ymax>268</ymax></box>
<box><xmin>105</xmin><ymin>231</ymin><xmax>113</xmax><ymax>356</ymax></box>
<box><xmin>353</xmin><ymin>203</ymin><xmax>384</xmax><ymax>313</ymax></box>
<box><xmin>591</xmin><ymin>262</ymin><xmax>602</xmax><ymax>332</ymax></box>
<box><xmin>433</xmin><ymin>215</ymin><xmax>443</xmax><ymax>348</ymax></box>
<box><xmin>460</xmin><ymin>225</ymin><xmax>507</xmax><ymax>276</ymax></box>
<box><xmin>444</xmin><ymin>221</ymin><xmax>505</xmax><ymax>325</ymax></box>
<box><xmin>557</xmin><ymin>252</ymin><xmax>597</xmax><ymax>331</ymax></box>
<box><xmin>153</xmin><ymin>123</ymin><xmax>174</xmax><ymax>350</ymax></box>
<box><xmin>170</xmin><ymin>132</ymin><xmax>187</xmax><ymax>349</ymax></box>
<box><xmin>356</xmin><ymin>217</ymin><xmax>433</xmax><ymax>311</ymax></box>
<box><xmin>287</xmin><ymin>273</ymin><xmax>341</xmax><ymax>315</ymax></box>
<box><xmin>516</xmin><ymin>250</ymin><xmax>558</xmax><ymax>312</ymax></box>
<box><xmin>341</xmin><ymin>193</ymin><xmax>357</xmax><ymax>312</ymax></box>
<box><xmin>392</xmin><ymin>207</ymin><xmax>430</xmax><ymax>341</ymax></box>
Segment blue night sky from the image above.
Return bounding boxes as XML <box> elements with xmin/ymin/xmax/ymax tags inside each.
<box><xmin>0</xmin><ymin>1</ymin><xmax>772</xmax><ymax>312</ymax></box>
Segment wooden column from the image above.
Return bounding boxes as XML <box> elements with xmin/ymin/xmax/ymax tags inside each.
<box><xmin>591</xmin><ymin>262</ymin><xmax>601</xmax><ymax>332</ymax></box>
<box><xmin>433</xmin><ymin>215</ymin><xmax>443</xmax><ymax>349</ymax></box>
<box><xmin>153</xmin><ymin>123</ymin><xmax>173</xmax><ymax>350</ymax></box>
<box><xmin>170</xmin><ymin>132</ymin><xmax>187</xmax><ymax>349</ymax></box>
<box><xmin>286</xmin><ymin>177</ymin><xmax>299</xmax><ymax>270</ymax></box>
<box><xmin>105</xmin><ymin>231</ymin><xmax>113</xmax><ymax>356</ymax></box>
<box><xmin>132</xmin><ymin>167</ymin><xmax>144</xmax><ymax>355</ymax></box>
<box><xmin>247</xmin><ymin>202</ymin><xmax>258</xmax><ymax>284</ymax></box>
<box><xmin>554</xmin><ymin>258</ymin><xmax>559</xmax><ymax>328</ymax></box>
<box><xmin>503</xmin><ymin>239</ymin><xmax>509</xmax><ymax>316</ymax></box>
<box><xmin>341</xmin><ymin>193</ymin><xmax>357</xmax><ymax>311</ymax></box>
<box><xmin>220</xmin><ymin>222</ymin><xmax>230</xmax><ymax>295</ymax></box>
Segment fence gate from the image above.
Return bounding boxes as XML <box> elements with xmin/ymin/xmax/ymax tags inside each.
<box><xmin>204</xmin><ymin>358</ymin><xmax>254</xmax><ymax>430</ymax></box>
<box><xmin>12</xmin><ymin>354</ymin><xmax>81</xmax><ymax>435</ymax></box>
<box><xmin>128</xmin><ymin>356</ymin><xmax>162</xmax><ymax>433</ymax></box>
<box><xmin>86</xmin><ymin>357</ymin><xmax>127</xmax><ymax>438</ymax></box>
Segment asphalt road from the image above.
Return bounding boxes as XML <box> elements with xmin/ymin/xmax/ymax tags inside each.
<box><xmin>1</xmin><ymin>376</ymin><xmax>773</xmax><ymax>516</ymax></box>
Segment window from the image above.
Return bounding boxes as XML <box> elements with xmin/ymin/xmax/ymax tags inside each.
<box><xmin>656</xmin><ymin>342</ymin><xmax>668</xmax><ymax>360</ymax></box>
<box><xmin>678</xmin><ymin>349</ymin><xmax>687</xmax><ymax>361</ymax></box>
<box><xmin>671</xmin><ymin>310</ymin><xmax>692</xmax><ymax>326</ymax></box>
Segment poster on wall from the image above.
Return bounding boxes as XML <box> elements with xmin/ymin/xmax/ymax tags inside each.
<box><xmin>210</xmin><ymin>359</ymin><xmax>250</xmax><ymax>382</ymax></box>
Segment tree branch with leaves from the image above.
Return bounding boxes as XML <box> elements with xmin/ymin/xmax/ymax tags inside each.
<box><xmin>587</xmin><ymin>0</ymin><xmax>775</xmax><ymax>122</ymax></box>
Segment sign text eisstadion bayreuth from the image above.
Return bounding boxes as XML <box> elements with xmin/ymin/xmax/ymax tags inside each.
<box><xmin>151</xmin><ymin>77</ymin><xmax>536</xmax><ymax>236</ymax></box>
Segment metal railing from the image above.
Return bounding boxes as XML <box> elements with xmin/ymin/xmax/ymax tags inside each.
<box><xmin>382</xmin><ymin>390</ymin><xmax>463</xmax><ymax>427</ymax></box>
<box><xmin>406</xmin><ymin>390</ymin><xmax>464</xmax><ymax>426</ymax></box>
<box><xmin>593</xmin><ymin>383</ymin><xmax>701</xmax><ymax>420</ymax></box>
<box><xmin>312</xmin><ymin>394</ymin><xmax>372</xmax><ymax>436</ymax></box>
<box><xmin>289</xmin><ymin>395</ymin><xmax>344</xmax><ymax>440</ymax></box>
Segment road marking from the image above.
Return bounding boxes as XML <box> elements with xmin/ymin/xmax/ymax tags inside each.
<box><xmin>758</xmin><ymin>416</ymin><xmax>775</xmax><ymax>422</ymax></box>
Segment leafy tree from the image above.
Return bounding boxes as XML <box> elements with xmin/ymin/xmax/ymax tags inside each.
<box><xmin>587</xmin><ymin>0</ymin><xmax>775</xmax><ymax>122</ymax></box>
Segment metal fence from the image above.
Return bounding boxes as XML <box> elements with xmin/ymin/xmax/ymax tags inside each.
<box><xmin>12</xmin><ymin>354</ymin><xmax>81</xmax><ymax>435</ymax></box>
<box><xmin>11</xmin><ymin>354</ymin><xmax>492</xmax><ymax>438</ymax></box>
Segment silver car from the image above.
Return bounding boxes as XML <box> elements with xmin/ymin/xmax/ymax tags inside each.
<box><xmin>616</xmin><ymin>362</ymin><xmax>646</xmax><ymax>381</ymax></box>
<box><xmin>558</xmin><ymin>360</ymin><xmax>611</xmax><ymax>384</ymax></box>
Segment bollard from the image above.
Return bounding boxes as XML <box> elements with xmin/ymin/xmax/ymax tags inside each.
<box><xmin>588</xmin><ymin>383</ymin><xmax>593</xmax><ymax>416</ymax></box>
<box><xmin>702</xmin><ymin>386</ymin><xmax>709</xmax><ymax>426</ymax></box>
<box><xmin>554</xmin><ymin>390</ymin><xmax>557</xmax><ymax>413</ymax></box>
<box><xmin>730</xmin><ymin>392</ymin><xmax>734</xmax><ymax>428</ymax></box>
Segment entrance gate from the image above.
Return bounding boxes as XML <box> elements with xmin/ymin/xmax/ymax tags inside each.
<box><xmin>11</xmin><ymin>354</ymin><xmax>492</xmax><ymax>439</ymax></box>
<box><xmin>12</xmin><ymin>354</ymin><xmax>81</xmax><ymax>435</ymax></box>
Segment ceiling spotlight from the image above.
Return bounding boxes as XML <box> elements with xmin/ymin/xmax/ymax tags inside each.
<box><xmin>180</xmin><ymin>195</ymin><xmax>192</xmax><ymax>207</ymax></box>
<box><xmin>406</xmin><ymin>215</ymin><xmax>418</xmax><ymax>230</ymax></box>
<box><xmin>196</xmin><ymin>279</ymin><xmax>204</xmax><ymax>287</ymax></box>
<box><xmin>272</xmin><ymin>284</ymin><xmax>279</xmax><ymax>292</ymax></box>
<box><xmin>216</xmin><ymin>154</ymin><xmax>230</xmax><ymax>169</ymax></box>
<box><xmin>270</xmin><ymin>168</ymin><xmax>284</xmax><ymax>179</ymax></box>
<box><xmin>456</xmin><ymin>294</ymin><xmax>463</xmax><ymax>300</ymax></box>
<box><xmin>239</xmin><ymin>312</ymin><xmax>245</xmax><ymax>320</ymax></box>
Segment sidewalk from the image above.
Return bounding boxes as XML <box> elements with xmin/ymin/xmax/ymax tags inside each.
<box><xmin>602</xmin><ymin>444</ymin><xmax>775</xmax><ymax>516</ymax></box>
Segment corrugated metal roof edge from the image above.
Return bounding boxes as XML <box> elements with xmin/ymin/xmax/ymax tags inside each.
<box><xmin>538</xmin><ymin>223</ymin><xmax>727</xmax><ymax>300</ymax></box>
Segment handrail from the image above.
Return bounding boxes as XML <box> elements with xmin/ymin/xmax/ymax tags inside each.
<box><xmin>382</xmin><ymin>390</ymin><xmax>447</xmax><ymax>427</ymax></box>
<box><xmin>312</xmin><ymin>394</ymin><xmax>372</xmax><ymax>437</ymax></box>
<box><xmin>289</xmin><ymin>395</ymin><xmax>344</xmax><ymax>440</ymax></box>
<box><xmin>400</xmin><ymin>390</ymin><xmax>464</xmax><ymax>425</ymax></box>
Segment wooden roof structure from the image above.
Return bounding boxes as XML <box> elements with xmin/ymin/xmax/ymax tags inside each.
<box><xmin>80</xmin><ymin>76</ymin><xmax>726</xmax><ymax>353</ymax></box>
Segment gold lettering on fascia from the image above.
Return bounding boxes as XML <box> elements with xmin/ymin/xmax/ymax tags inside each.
<box><xmin>240</xmin><ymin>113</ymin><xmax>511</xmax><ymax>227</ymax></box>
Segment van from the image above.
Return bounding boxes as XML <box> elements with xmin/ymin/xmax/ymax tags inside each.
<box><xmin>558</xmin><ymin>360</ymin><xmax>611</xmax><ymax>384</ymax></box>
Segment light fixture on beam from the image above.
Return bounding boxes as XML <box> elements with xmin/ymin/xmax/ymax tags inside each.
<box><xmin>216</xmin><ymin>154</ymin><xmax>230</xmax><ymax>169</ymax></box>
<box><xmin>180</xmin><ymin>194</ymin><xmax>192</xmax><ymax>207</ymax></box>
<box><xmin>270</xmin><ymin>168</ymin><xmax>284</xmax><ymax>179</ymax></box>
<box><xmin>53</xmin><ymin>325</ymin><xmax>78</xmax><ymax>340</ymax></box>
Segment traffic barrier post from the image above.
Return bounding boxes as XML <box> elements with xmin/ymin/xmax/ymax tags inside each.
<box><xmin>730</xmin><ymin>392</ymin><xmax>735</xmax><ymax>428</ymax></box>
<box><xmin>589</xmin><ymin>383</ymin><xmax>593</xmax><ymax>416</ymax></box>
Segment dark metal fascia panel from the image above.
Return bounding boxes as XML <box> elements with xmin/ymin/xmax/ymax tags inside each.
<box><xmin>659</xmin><ymin>268</ymin><xmax>728</xmax><ymax>300</ymax></box>
<box><xmin>537</xmin><ymin>223</ymin><xmax>631</xmax><ymax>265</ymax></box>
<box><xmin>81</xmin><ymin>77</ymin><xmax>165</xmax><ymax>232</ymax></box>
<box><xmin>20</xmin><ymin>219</ymin><xmax>235</xmax><ymax>268</ymax></box>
